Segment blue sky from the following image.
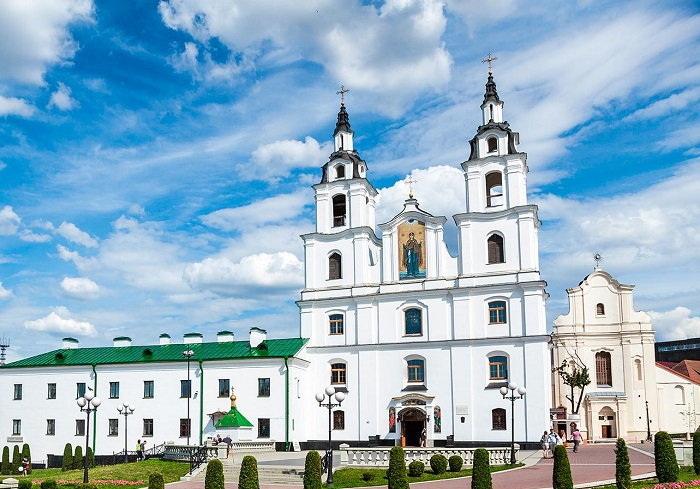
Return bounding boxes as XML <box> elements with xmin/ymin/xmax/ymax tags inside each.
<box><xmin>1</xmin><ymin>0</ymin><xmax>700</xmax><ymax>360</ymax></box>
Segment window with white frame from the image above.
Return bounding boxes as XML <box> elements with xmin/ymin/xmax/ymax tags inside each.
<box><xmin>329</xmin><ymin>314</ymin><xmax>344</xmax><ymax>335</ymax></box>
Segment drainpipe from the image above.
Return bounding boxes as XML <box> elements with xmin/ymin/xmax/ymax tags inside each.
<box><xmin>91</xmin><ymin>364</ymin><xmax>98</xmax><ymax>452</ymax></box>
<box><xmin>284</xmin><ymin>356</ymin><xmax>290</xmax><ymax>451</ymax></box>
<box><xmin>199</xmin><ymin>360</ymin><xmax>204</xmax><ymax>445</ymax></box>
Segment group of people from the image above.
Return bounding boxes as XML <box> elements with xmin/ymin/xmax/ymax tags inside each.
<box><xmin>540</xmin><ymin>427</ymin><xmax>583</xmax><ymax>458</ymax></box>
<box><xmin>135</xmin><ymin>439</ymin><xmax>147</xmax><ymax>461</ymax></box>
<box><xmin>212</xmin><ymin>434</ymin><xmax>234</xmax><ymax>457</ymax></box>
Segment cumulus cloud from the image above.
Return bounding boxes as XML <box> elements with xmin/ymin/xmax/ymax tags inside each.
<box><xmin>247</xmin><ymin>137</ymin><xmax>331</xmax><ymax>182</ymax></box>
<box><xmin>24</xmin><ymin>307</ymin><xmax>97</xmax><ymax>336</ymax></box>
<box><xmin>19</xmin><ymin>229</ymin><xmax>52</xmax><ymax>242</ymax></box>
<box><xmin>56</xmin><ymin>221</ymin><xmax>98</xmax><ymax>247</ymax></box>
<box><xmin>202</xmin><ymin>190</ymin><xmax>310</xmax><ymax>231</ymax></box>
<box><xmin>0</xmin><ymin>95</ymin><xmax>35</xmax><ymax>117</ymax></box>
<box><xmin>650</xmin><ymin>307</ymin><xmax>700</xmax><ymax>341</ymax></box>
<box><xmin>0</xmin><ymin>206</ymin><xmax>21</xmax><ymax>235</ymax></box>
<box><xmin>47</xmin><ymin>82</ymin><xmax>78</xmax><ymax>111</ymax></box>
<box><xmin>56</xmin><ymin>244</ymin><xmax>97</xmax><ymax>270</ymax></box>
<box><xmin>60</xmin><ymin>277</ymin><xmax>100</xmax><ymax>300</ymax></box>
<box><xmin>0</xmin><ymin>282</ymin><xmax>12</xmax><ymax>300</ymax></box>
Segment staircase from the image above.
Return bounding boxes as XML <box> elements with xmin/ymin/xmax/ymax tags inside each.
<box><xmin>190</xmin><ymin>457</ymin><xmax>305</xmax><ymax>485</ymax></box>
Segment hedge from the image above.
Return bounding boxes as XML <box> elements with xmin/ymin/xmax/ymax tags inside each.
<box><xmin>205</xmin><ymin>459</ymin><xmax>224</xmax><ymax>489</ymax></box>
<box><xmin>552</xmin><ymin>445</ymin><xmax>573</xmax><ymax>489</ymax></box>
<box><xmin>694</xmin><ymin>431</ymin><xmax>700</xmax><ymax>475</ymax></box>
<box><xmin>62</xmin><ymin>443</ymin><xmax>73</xmax><ymax>472</ymax></box>
<box><xmin>655</xmin><ymin>431</ymin><xmax>679</xmax><ymax>483</ymax></box>
<box><xmin>1</xmin><ymin>446</ymin><xmax>10</xmax><ymax>475</ymax></box>
<box><xmin>615</xmin><ymin>438</ymin><xmax>631</xmax><ymax>489</ymax></box>
<box><xmin>429</xmin><ymin>454</ymin><xmax>447</xmax><ymax>475</ymax></box>
<box><xmin>148</xmin><ymin>473</ymin><xmax>164</xmax><ymax>489</ymax></box>
<box><xmin>408</xmin><ymin>460</ymin><xmax>425</xmax><ymax>477</ymax></box>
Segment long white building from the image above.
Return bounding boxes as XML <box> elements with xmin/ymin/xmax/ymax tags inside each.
<box><xmin>0</xmin><ymin>73</ymin><xmax>552</xmax><ymax>461</ymax></box>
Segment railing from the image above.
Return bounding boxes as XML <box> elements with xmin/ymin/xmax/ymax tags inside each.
<box><xmin>145</xmin><ymin>442</ymin><xmax>166</xmax><ymax>457</ymax></box>
<box><xmin>339</xmin><ymin>445</ymin><xmax>518</xmax><ymax>467</ymax></box>
<box><xmin>163</xmin><ymin>444</ymin><xmax>218</xmax><ymax>462</ymax></box>
<box><xmin>228</xmin><ymin>441</ymin><xmax>276</xmax><ymax>453</ymax></box>
<box><xmin>189</xmin><ymin>445</ymin><xmax>209</xmax><ymax>474</ymax></box>
<box><xmin>321</xmin><ymin>450</ymin><xmax>332</xmax><ymax>473</ymax></box>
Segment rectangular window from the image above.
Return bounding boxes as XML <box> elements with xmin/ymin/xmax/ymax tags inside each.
<box><xmin>13</xmin><ymin>384</ymin><xmax>22</xmax><ymax>400</ymax></box>
<box><xmin>218</xmin><ymin>379</ymin><xmax>230</xmax><ymax>398</ymax></box>
<box><xmin>329</xmin><ymin>314</ymin><xmax>344</xmax><ymax>335</ymax></box>
<box><xmin>143</xmin><ymin>419</ymin><xmax>154</xmax><ymax>437</ymax></box>
<box><xmin>333</xmin><ymin>410</ymin><xmax>345</xmax><ymax>430</ymax></box>
<box><xmin>407</xmin><ymin>360</ymin><xmax>425</xmax><ymax>383</ymax></box>
<box><xmin>331</xmin><ymin>363</ymin><xmax>347</xmax><ymax>385</ymax></box>
<box><xmin>489</xmin><ymin>356</ymin><xmax>508</xmax><ymax>380</ymax></box>
<box><xmin>76</xmin><ymin>419</ymin><xmax>85</xmax><ymax>436</ymax></box>
<box><xmin>488</xmin><ymin>301</ymin><xmax>507</xmax><ymax>324</ymax></box>
<box><xmin>258</xmin><ymin>378</ymin><xmax>270</xmax><ymax>397</ymax></box>
<box><xmin>258</xmin><ymin>418</ymin><xmax>270</xmax><ymax>438</ymax></box>
<box><xmin>76</xmin><ymin>382</ymin><xmax>86</xmax><ymax>399</ymax></box>
<box><xmin>109</xmin><ymin>382</ymin><xmax>120</xmax><ymax>399</ymax></box>
<box><xmin>108</xmin><ymin>418</ymin><xmax>118</xmax><ymax>436</ymax></box>
<box><xmin>12</xmin><ymin>420</ymin><xmax>21</xmax><ymax>436</ymax></box>
<box><xmin>180</xmin><ymin>418</ymin><xmax>191</xmax><ymax>438</ymax></box>
<box><xmin>180</xmin><ymin>380</ymin><xmax>191</xmax><ymax>398</ymax></box>
<box><xmin>47</xmin><ymin>419</ymin><xmax>56</xmax><ymax>436</ymax></box>
<box><xmin>48</xmin><ymin>383</ymin><xmax>57</xmax><ymax>399</ymax></box>
<box><xmin>492</xmin><ymin>409</ymin><xmax>506</xmax><ymax>430</ymax></box>
<box><xmin>143</xmin><ymin>381</ymin><xmax>154</xmax><ymax>399</ymax></box>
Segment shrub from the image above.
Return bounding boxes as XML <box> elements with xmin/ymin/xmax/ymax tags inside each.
<box><xmin>429</xmin><ymin>454</ymin><xmax>447</xmax><ymax>475</ymax></box>
<box><xmin>73</xmin><ymin>445</ymin><xmax>83</xmax><ymax>470</ymax></box>
<box><xmin>239</xmin><ymin>455</ymin><xmax>259</xmax><ymax>489</ymax></box>
<box><xmin>387</xmin><ymin>447</ymin><xmax>408</xmax><ymax>489</ymax></box>
<box><xmin>448</xmin><ymin>455</ymin><xmax>463</xmax><ymax>472</ymax></box>
<box><xmin>18</xmin><ymin>479</ymin><xmax>32</xmax><ymax>489</ymax></box>
<box><xmin>408</xmin><ymin>460</ymin><xmax>425</xmax><ymax>477</ymax></box>
<box><xmin>1</xmin><ymin>446</ymin><xmax>10</xmax><ymax>474</ymax></box>
<box><xmin>41</xmin><ymin>481</ymin><xmax>58</xmax><ymax>489</ymax></box>
<box><xmin>62</xmin><ymin>443</ymin><xmax>73</xmax><ymax>472</ymax></box>
<box><xmin>471</xmin><ymin>448</ymin><xmax>492</xmax><ymax>489</ymax></box>
<box><xmin>552</xmin><ymin>445</ymin><xmax>573</xmax><ymax>489</ymax></box>
<box><xmin>87</xmin><ymin>447</ymin><xmax>96</xmax><ymax>469</ymax></box>
<box><xmin>205</xmin><ymin>459</ymin><xmax>224</xmax><ymax>489</ymax></box>
<box><xmin>655</xmin><ymin>431</ymin><xmax>679</xmax><ymax>483</ymax></box>
<box><xmin>303</xmin><ymin>450</ymin><xmax>322</xmax><ymax>489</ymax></box>
<box><xmin>361</xmin><ymin>472</ymin><xmax>375</xmax><ymax>482</ymax></box>
<box><xmin>12</xmin><ymin>445</ymin><xmax>20</xmax><ymax>472</ymax></box>
<box><xmin>148</xmin><ymin>473</ymin><xmax>164</xmax><ymax>489</ymax></box>
<box><xmin>21</xmin><ymin>444</ymin><xmax>31</xmax><ymax>474</ymax></box>
<box><xmin>694</xmin><ymin>431</ymin><xmax>700</xmax><ymax>475</ymax></box>
<box><xmin>615</xmin><ymin>438</ymin><xmax>631</xmax><ymax>489</ymax></box>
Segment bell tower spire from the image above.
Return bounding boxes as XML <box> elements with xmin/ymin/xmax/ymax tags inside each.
<box><xmin>480</xmin><ymin>54</ymin><xmax>504</xmax><ymax>124</ymax></box>
<box><xmin>333</xmin><ymin>85</ymin><xmax>354</xmax><ymax>152</ymax></box>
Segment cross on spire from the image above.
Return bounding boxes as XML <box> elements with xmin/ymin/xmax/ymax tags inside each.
<box><xmin>405</xmin><ymin>175</ymin><xmax>416</xmax><ymax>199</ymax></box>
<box><xmin>336</xmin><ymin>85</ymin><xmax>350</xmax><ymax>105</ymax></box>
<box><xmin>481</xmin><ymin>53</ymin><xmax>498</xmax><ymax>75</ymax></box>
<box><xmin>593</xmin><ymin>252</ymin><xmax>602</xmax><ymax>269</ymax></box>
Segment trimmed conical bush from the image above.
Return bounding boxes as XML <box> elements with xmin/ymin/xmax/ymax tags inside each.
<box><xmin>239</xmin><ymin>455</ymin><xmax>259</xmax><ymax>489</ymax></box>
<box><xmin>694</xmin><ymin>430</ymin><xmax>700</xmax><ymax>475</ymax></box>
<box><xmin>471</xmin><ymin>448</ymin><xmax>492</xmax><ymax>489</ymax></box>
<box><xmin>615</xmin><ymin>438</ymin><xmax>631</xmax><ymax>489</ymax></box>
<box><xmin>1</xmin><ymin>446</ymin><xmax>10</xmax><ymax>475</ymax></box>
<box><xmin>387</xmin><ymin>446</ymin><xmax>409</xmax><ymax>489</ymax></box>
<box><xmin>62</xmin><ymin>443</ymin><xmax>73</xmax><ymax>472</ymax></box>
<box><xmin>655</xmin><ymin>431</ymin><xmax>679</xmax><ymax>483</ymax></box>
<box><xmin>205</xmin><ymin>459</ymin><xmax>224</xmax><ymax>489</ymax></box>
<box><xmin>303</xmin><ymin>450</ymin><xmax>322</xmax><ymax>489</ymax></box>
<box><xmin>73</xmin><ymin>445</ymin><xmax>83</xmax><ymax>470</ymax></box>
<box><xmin>12</xmin><ymin>446</ymin><xmax>20</xmax><ymax>472</ymax></box>
<box><xmin>552</xmin><ymin>445</ymin><xmax>573</xmax><ymax>489</ymax></box>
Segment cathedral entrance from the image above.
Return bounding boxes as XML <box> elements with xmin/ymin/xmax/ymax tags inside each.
<box><xmin>399</xmin><ymin>408</ymin><xmax>426</xmax><ymax>447</ymax></box>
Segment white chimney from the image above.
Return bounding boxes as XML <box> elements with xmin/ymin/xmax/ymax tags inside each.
<box><xmin>113</xmin><ymin>336</ymin><xmax>132</xmax><ymax>347</ymax></box>
<box><xmin>62</xmin><ymin>337</ymin><xmax>79</xmax><ymax>349</ymax></box>
<box><xmin>184</xmin><ymin>333</ymin><xmax>203</xmax><ymax>344</ymax></box>
<box><xmin>249</xmin><ymin>327</ymin><xmax>267</xmax><ymax>348</ymax></box>
<box><xmin>217</xmin><ymin>331</ymin><xmax>234</xmax><ymax>343</ymax></box>
<box><xmin>159</xmin><ymin>333</ymin><xmax>171</xmax><ymax>345</ymax></box>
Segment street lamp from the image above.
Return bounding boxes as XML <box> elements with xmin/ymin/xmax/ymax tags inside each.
<box><xmin>117</xmin><ymin>402</ymin><xmax>135</xmax><ymax>463</ymax></box>
<box><xmin>500</xmin><ymin>382</ymin><xmax>526</xmax><ymax>465</ymax></box>
<box><xmin>77</xmin><ymin>389</ymin><xmax>101</xmax><ymax>483</ymax></box>
<box><xmin>182</xmin><ymin>348</ymin><xmax>195</xmax><ymax>446</ymax></box>
<box><xmin>315</xmin><ymin>386</ymin><xmax>345</xmax><ymax>486</ymax></box>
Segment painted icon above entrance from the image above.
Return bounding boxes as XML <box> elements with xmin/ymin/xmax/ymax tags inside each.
<box><xmin>398</xmin><ymin>219</ymin><xmax>426</xmax><ymax>280</ymax></box>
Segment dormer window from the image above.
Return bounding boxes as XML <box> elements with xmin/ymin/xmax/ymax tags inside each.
<box><xmin>332</xmin><ymin>194</ymin><xmax>346</xmax><ymax>227</ymax></box>
<box><xmin>335</xmin><ymin>164</ymin><xmax>345</xmax><ymax>179</ymax></box>
<box><xmin>487</xmin><ymin>137</ymin><xmax>498</xmax><ymax>153</ymax></box>
<box><xmin>486</xmin><ymin>172</ymin><xmax>503</xmax><ymax>207</ymax></box>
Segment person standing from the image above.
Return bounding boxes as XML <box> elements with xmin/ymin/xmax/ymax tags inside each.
<box><xmin>140</xmin><ymin>440</ymin><xmax>147</xmax><ymax>460</ymax></box>
<box><xmin>135</xmin><ymin>439</ymin><xmax>142</xmax><ymax>461</ymax></box>
<box><xmin>540</xmin><ymin>430</ymin><xmax>550</xmax><ymax>458</ymax></box>
<box><xmin>572</xmin><ymin>428</ymin><xmax>582</xmax><ymax>453</ymax></box>
<box><xmin>547</xmin><ymin>429</ymin><xmax>557</xmax><ymax>455</ymax></box>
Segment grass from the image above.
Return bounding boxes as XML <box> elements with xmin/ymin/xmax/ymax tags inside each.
<box><xmin>592</xmin><ymin>466</ymin><xmax>700</xmax><ymax>489</ymax></box>
<box><xmin>327</xmin><ymin>463</ymin><xmax>523</xmax><ymax>488</ymax></box>
<box><xmin>15</xmin><ymin>459</ymin><xmax>190</xmax><ymax>489</ymax></box>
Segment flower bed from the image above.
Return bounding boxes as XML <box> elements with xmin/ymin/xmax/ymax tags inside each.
<box><xmin>32</xmin><ymin>481</ymin><xmax>144</xmax><ymax>486</ymax></box>
<box><xmin>643</xmin><ymin>481</ymin><xmax>700</xmax><ymax>489</ymax></box>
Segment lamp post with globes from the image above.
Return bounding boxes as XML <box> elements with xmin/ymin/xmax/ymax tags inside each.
<box><xmin>77</xmin><ymin>389</ymin><xmax>101</xmax><ymax>483</ymax></box>
<box><xmin>315</xmin><ymin>386</ymin><xmax>345</xmax><ymax>486</ymax></box>
<box><xmin>117</xmin><ymin>402</ymin><xmax>135</xmax><ymax>463</ymax></box>
<box><xmin>500</xmin><ymin>382</ymin><xmax>526</xmax><ymax>465</ymax></box>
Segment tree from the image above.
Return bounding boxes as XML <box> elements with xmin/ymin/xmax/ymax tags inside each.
<box><xmin>238</xmin><ymin>455</ymin><xmax>259</xmax><ymax>489</ymax></box>
<box><xmin>87</xmin><ymin>447</ymin><xmax>96</xmax><ymax>468</ymax></box>
<box><xmin>655</xmin><ymin>431</ymin><xmax>679</xmax><ymax>483</ymax></box>
<box><xmin>62</xmin><ymin>443</ymin><xmax>73</xmax><ymax>472</ymax></box>
<box><xmin>694</xmin><ymin>430</ymin><xmax>700</xmax><ymax>475</ymax></box>
<box><xmin>552</xmin><ymin>445</ymin><xmax>573</xmax><ymax>489</ymax></box>
<box><xmin>205</xmin><ymin>459</ymin><xmax>224</xmax><ymax>489</ymax></box>
<box><xmin>552</xmin><ymin>360</ymin><xmax>591</xmax><ymax>414</ymax></box>
<box><xmin>1</xmin><ymin>446</ymin><xmax>10</xmax><ymax>475</ymax></box>
<box><xmin>20</xmin><ymin>444</ymin><xmax>30</xmax><ymax>465</ymax></box>
<box><xmin>303</xmin><ymin>450</ymin><xmax>322</xmax><ymax>489</ymax></box>
<box><xmin>74</xmin><ymin>446</ymin><xmax>83</xmax><ymax>470</ymax></box>
<box><xmin>615</xmin><ymin>438</ymin><xmax>631</xmax><ymax>489</ymax></box>
<box><xmin>387</xmin><ymin>447</ymin><xmax>409</xmax><ymax>489</ymax></box>
<box><xmin>471</xmin><ymin>448</ymin><xmax>492</xmax><ymax>489</ymax></box>
<box><xmin>12</xmin><ymin>445</ymin><xmax>20</xmax><ymax>472</ymax></box>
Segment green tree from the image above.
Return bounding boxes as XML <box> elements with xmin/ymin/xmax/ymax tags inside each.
<box><xmin>552</xmin><ymin>360</ymin><xmax>591</xmax><ymax>414</ymax></box>
<box><xmin>148</xmin><ymin>473</ymin><xmax>164</xmax><ymax>489</ymax></box>
<box><xmin>694</xmin><ymin>430</ymin><xmax>700</xmax><ymax>475</ymax></box>
<box><xmin>1</xmin><ymin>446</ymin><xmax>9</xmax><ymax>475</ymax></box>
<box><xmin>62</xmin><ymin>443</ymin><xmax>73</xmax><ymax>472</ymax></box>
<box><xmin>12</xmin><ymin>445</ymin><xmax>20</xmax><ymax>472</ymax></box>
<box><xmin>74</xmin><ymin>445</ymin><xmax>83</xmax><ymax>470</ymax></box>
<box><xmin>655</xmin><ymin>431</ymin><xmax>679</xmax><ymax>483</ymax></box>
<box><xmin>615</xmin><ymin>438</ymin><xmax>631</xmax><ymax>489</ymax></box>
<box><xmin>238</xmin><ymin>455</ymin><xmax>259</xmax><ymax>489</ymax></box>
<box><xmin>87</xmin><ymin>447</ymin><xmax>96</xmax><ymax>469</ymax></box>
<box><xmin>471</xmin><ymin>448</ymin><xmax>492</xmax><ymax>489</ymax></box>
<box><xmin>20</xmin><ymin>444</ymin><xmax>30</xmax><ymax>464</ymax></box>
<box><xmin>387</xmin><ymin>446</ymin><xmax>409</xmax><ymax>489</ymax></box>
<box><xmin>552</xmin><ymin>445</ymin><xmax>573</xmax><ymax>489</ymax></box>
<box><xmin>205</xmin><ymin>459</ymin><xmax>225</xmax><ymax>489</ymax></box>
<box><xmin>303</xmin><ymin>450</ymin><xmax>322</xmax><ymax>489</ymax></box>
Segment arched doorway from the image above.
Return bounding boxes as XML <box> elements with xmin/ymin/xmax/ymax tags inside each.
<box><xmin>599</xmin><ymin>406</ymin><xmax>616</xmax><ymax>439</ymax></box>
<box><xmin>399</xmin><ymin>408</ymin><xmax>426</xmax><ymax>447</ymax></box>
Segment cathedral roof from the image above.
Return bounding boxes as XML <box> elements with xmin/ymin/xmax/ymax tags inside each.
<box><xmin>215</xmin><ymin>407</ymin><xmax>253</xmax><ymax>428</ymax></box>
<box><xmin>319</xmin><ymin>150</ymin><xmax>367</xmax><ymax>183</ymax></box>
<box><xmin>467</xmin><ymin>121</ymin><xmax>519</xmax><ymax>161</ymax></box>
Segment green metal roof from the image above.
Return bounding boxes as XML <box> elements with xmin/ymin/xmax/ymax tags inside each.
<box><xmin>215</xmin><ymin>407</ymin><xmax>254</xmax><ymax>428</ymax></box>
<box><xmin>2</xmin><ymin>338</ymin><xmax>307</xmax><ymax>369</ymax></box>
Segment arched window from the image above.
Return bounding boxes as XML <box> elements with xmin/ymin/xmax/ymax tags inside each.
<box><xmin>596</xmin><ymin>303</ymin><xmax>605</xmax><ymax>315</ymax></box>
<box><xmin>331</xmin><ymin>363</ymin><xmax>347</xmax><ymax>385</ymax></box>
<box><xmin>595</xmin><ymin>351</ymin><xmax>612</xmax><ymax>386</ymax></box>
<box><xmin>487</xmin><ymin>137</ymin><xmax>498</xmax><ymax>153</ymax></box>
<box><xmin>335</xmin><ymin>164</ymin><xmax>345</xmax><ymax>179</ymax></box>
<box><xmin>332</xmin><ymin>194</ymin><xmax>346</xmax><ymax>227</ymax></box>
<box><xmin>328</xmin><ymin>253</ymin><xmax>342</xmax><ymax>280</ymax></box>
<box><xmin>489</xmin><ymin>355</ymin><xmax>508</xmax><ymax>380</ymax></box>
<box><xmin>488</xmin><ymin>301</ymin><xmax>507</xmax><ymax>324</ymax></box>
<box><xmin>487</xmin><ymin>234</ymin><xmax>504</xmax><ymax>264</ymax></box>
<box><xmin>404</xmin><ymin>308</ymin><xmax>422</xmax><ymax>335</ymax></box>
<box><xmin>675</xmin><ymin>385</ymin><xmax>685</xmax><ymax>405</ymax></box>
<box><xmin>635</xmin><ymin>359</ymin><xmax>643</xmax><ymax>381</ymax></box>
<box><xmin>407</xmin><ymin>359</ymin><xmax>425</xmax><ymax>383</ymax></box>
<box><xmin>329</xmin><ymin>314</ymin><xmax>344</xmax><ymax>335</ymax></box>
<box><xmin>489</xmin><ymin>105</ymin><xmax>494</xmax><ymax>121</ymax></box>
<box><xmin>333</xmin><ymin>410</ymin><xmax>345</xmax><ymax>430</ymax></box>
<box><xmin>492</xmin><ymin>408</ymin><xmax>506</xmax><ymax>430</ymax></box>
<box><xmin>486</xmin><ymin>172</ymin><xmax>503</xmax><ymax>207</ymax></box>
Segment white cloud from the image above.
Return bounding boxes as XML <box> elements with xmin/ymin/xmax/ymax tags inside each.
<box><xmin>247</xmin><ymin>136</ymin><xmax>331</xmax><ymax>182</ymax></box>
<box><xmin>170</xmin><ymin>41</ymin><xmax>199</xmax><ymax>73</ymax></box>
<box><xmin>24</xmin><ymin>307</ymin><xmax>97</xmax><ymax>337</ymax></box>
<box><xmin>649</xmin><ymin>307</ymin><xmax>700</xmax><ymax>341</ymax></box>
<box><xmin>0</xmin><ymin>95</ymin><xmax>35</xmax><ymax>118</ymax></box>
<box><xmin>47</xmin><ymin>82</ymin><xmax>78</xmax><ymax>111</ymax></box>
<box><xmin>0</xmin><ymin>282</ymin><xmax>12</xmax><ymax>300</ymax></box>
<box><xmin>19</xmin><ymin>229</ymin><xmax>52</xmax><ymax>242</ymax></box>
<box><xmin>0</xmin><ymin>206</ymin><xmax>21</xmax><ymax>235</ymax></box>
<box><xmin>202</xmin><ymin>190</ymin><xmax>309</xmax><ymax>231</ymax></box>
<box><xmin>56</xmin><ymin>244</ymin><xmax>97</xmax><ymax>270</ymax></box>
<box><xmin>56</xmin><ymin>221</ymin><xmax>98</xmax><ymax>247</ymax></box>
<box><xmin>624</xmin><ymin>87</ymin><xmax>700</xmax><ymax>122</ymax></box>
<box><xmin>60</xmin><ymin>277</ymin><xmax>100</xmax><ymax>300</ymax></box>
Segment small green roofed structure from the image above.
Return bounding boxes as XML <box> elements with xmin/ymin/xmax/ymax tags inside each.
<box><xmin>214</xmin><ymin>390</ymin><xmax>253</xmax><ymax>441</ymax></box>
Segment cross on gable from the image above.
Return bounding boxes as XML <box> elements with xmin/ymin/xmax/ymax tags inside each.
<box><xmin>405</xmin><ymin>175</ymin><xmax>416</xmax><ymax>199</ymax></box>
<box><xmin>481</xmin><ymin>53</ymin><xmax>498</xmax><ymax>74</ymax></box>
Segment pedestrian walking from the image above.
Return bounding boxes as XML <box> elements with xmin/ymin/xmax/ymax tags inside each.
<box><xmin>540</xmin><ymin>430</ymin><xmax>550</xmax><ymax>458</ymax></box>
<box><xmin>223</xmin><ymin>435</ymin><xmax>232</xmax><ymax>458</ymax></box>
<box><xmin>572</xmin><ymin>428</ymin><xmax>582</xmax><ymax>452</ymax></box>
<box><xmin>556</xmin><ymin>430</ymin><xmax>565</xmax><ymax>446</ymax></box>
<box><xmin>140</xmin><ymin>440</ymin><xmax>147</xmax><ymax>460</ymax></box>
<box><xmin>547</xmin><ymin>429</ymin><xmax>557</xmax><ymax>454</ymax></box>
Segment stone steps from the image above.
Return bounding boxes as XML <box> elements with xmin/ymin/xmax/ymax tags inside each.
<box><xmin>191</xmin><ymin>464</ymin><xmax>305</xmax><ymax>485</ymax></box>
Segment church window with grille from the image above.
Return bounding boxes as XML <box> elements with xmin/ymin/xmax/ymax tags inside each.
<box><xmin>492</xmin><ymin>408</ymin><xmax>506</xmax><ymax>430</ymax></box>
<box><xmin>404</xmin><ymin>308</ymin><xmax>422</xmax><ymax>335</ymax></box>
<box><xmin>329</xmin><ymin>314</ymin><xmax>344</xmax><ymax>335</ymax></box>
<box><xmin>486</xmin><ymin>172</ymin><xmax>503</xmax><ymax>207</ymax></box>
<box><xmin>487</xmin><ymin>234</ymin><xmax>504</xmax><ymax>264</ymax></box>
<box><xmin>489</xmin><ymin>355</ymin><xmax>508</xmax><ymax>380</ymax></box>
<box><xmin>595</xmin><ymin>351</ymin><xmax>612</xmax><ymax>386</ymax></box>
<box><xmin>596</xmin><ymin>303</ymin><xmax>605</xmax><ymax>315</ymax></box>
<box><xmin>331</xmin><ymin>363</ymin><xmax>347</xmax><ymax>385</ymax></box>
<box><xmin>328</xmin><ymin>253</ymin><xmax>341</xmax><ymax>280</ymax></box>
<box><xmin>332</xmin><ymin>194</ymin><xmax>346</xmax><ymax>227</ymax></box>
<box><xmin>333</xmin><ymin>410</ymin><xmax>345</xmax><ymax>430</ymax></box>
<box><xmin>488</xmin><ymin>301</ymin><xmax>507</xmax><ymax>324</ymax></box>
<box><xmin>487</xmin><ymin>136</ymin><xmax>498</xmax><ymax>153</ymax></box>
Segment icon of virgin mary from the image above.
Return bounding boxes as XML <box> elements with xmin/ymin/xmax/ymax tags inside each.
<box><xmin>402</xmin><ymin>232</ymin><xmax>423</xmax><ymax>277</ymax></box>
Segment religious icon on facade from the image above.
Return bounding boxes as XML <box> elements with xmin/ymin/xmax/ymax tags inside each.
<box><xmin>433</xmin><ymin>406</ymin><xmax>441</xmax><ymax>433</ymax></box>
<box><xmin>389</xmin><ymin>407</ymin><xmax>396</xmax><ymax>433</ymax></box>
<box><xmin>398</xmin><ymin>220</ymin><xmax>426</xmax><ymax>280</ymax></box>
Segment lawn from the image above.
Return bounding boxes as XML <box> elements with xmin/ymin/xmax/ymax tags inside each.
<box><xmin>16</xmin><ymin>459</ymin><xmax>190</xmax><ymax>489</ymax></box>
<box><xmin>593</xmin><ymin>466</ymin><xmax>700</xmax><ymax>489</ymax></box>
<box><xmin>328</xmin><ymin>463</ymin><xmax>523</xmax><ymax>488</ymax></box>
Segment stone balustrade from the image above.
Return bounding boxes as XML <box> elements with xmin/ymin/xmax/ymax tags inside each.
<box><xmin>339</xmin><ymin>445</ymin><xmax>518</xmax><ymax>467</ymax></box>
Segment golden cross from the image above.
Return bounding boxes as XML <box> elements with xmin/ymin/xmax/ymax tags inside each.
<box><xmin>336</xmin><ymin>85</ymin><xmax>350</xmax><ymax>105</ymax></box>
<box><xmin>406</xmin><ymin>175</ymin><xmax>416</xmax><ymax>199</ymax></box>
<box><xmin>481</xmin><ymin>53</ymin><xmax>498</xmax><ymax>75</ymax></box>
